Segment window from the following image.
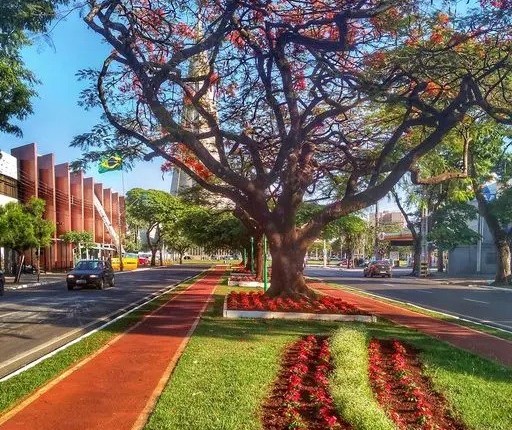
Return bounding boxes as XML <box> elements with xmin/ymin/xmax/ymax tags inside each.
<box><xmin>0</xmin><ymin>174</ymin><xmax>18</xmax><ymax>199</ymax></box>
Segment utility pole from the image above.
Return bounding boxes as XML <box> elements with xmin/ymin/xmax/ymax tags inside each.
<box><xmin>118</xmin><ymin>213</ymin><xmax>124</xmax><ymax>272</ymax></box>
<box><xmin>476</xmin><ymin>212</ymin><xmax>483</xmax><ymax>273</ymax></box>
<box><xmin>421</xmin><ymin>204</ymin><xmax>428</xmax><ymax>263</ymax></box>
<box><xmin>323</xmin><ymin>239</ymin><xmax>327</xmax><ymax>268</ymax></box>
<box><xmin>374</xmin><ymin>201</ymin><xmax>379</xmax><ymax>260</ymax></box>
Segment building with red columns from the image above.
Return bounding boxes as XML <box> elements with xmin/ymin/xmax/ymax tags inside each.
<box><xmin>1</xmin><ymin>143</ymin><xmax>126</xmax><ymax>272</ymax></box>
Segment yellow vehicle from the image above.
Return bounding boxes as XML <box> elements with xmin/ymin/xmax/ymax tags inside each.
<box><xmin>111</xmin><ymin>253</ymin><xmax>138</xmax><ymax>271</ymax></box>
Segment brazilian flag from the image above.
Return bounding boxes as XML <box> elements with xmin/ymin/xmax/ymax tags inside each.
<box><xmin>98</xmin><ymin>153</ymin><xmax>123</xmax><ymax>173</ymax></box>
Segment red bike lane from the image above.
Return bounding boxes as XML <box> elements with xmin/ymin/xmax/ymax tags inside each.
<box><xmin>313</xmin><ymin>282</ymin><xmax>512</xmax><ymax>367</ymax></box>
<box><xmin>0</xmin><ymin>269</ymin><xmax>222</xmax><ymax>430</ymax></box>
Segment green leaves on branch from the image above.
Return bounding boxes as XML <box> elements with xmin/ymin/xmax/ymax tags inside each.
<box><xmin>60</xmin><ymin>230</ymin><xmax>95</xmax><ymax>250</ymax></box>
<box><xmin>0</xmin><ymin>0</ymin><xmax>69</xmax><ymax>135</ymax></box>
<box><xmin>0</xmin><ymin>197</ymin><xmax>54</xmax><ymax>253</ymax></box>
<box><xmin>428</xmin><ymin>202</ymin><xmax>480</xmax><ymax>251</ymax></box>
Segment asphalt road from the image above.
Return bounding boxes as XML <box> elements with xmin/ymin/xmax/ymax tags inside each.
<box><xmin>0</xmin><ymin>265</ymin><xmax>206</xmax><ymax>379</ymax></box>
<box><xmin>306</xmin><ymin>266</ymin><xmax>512</xmax><ymax>332</ymax></box>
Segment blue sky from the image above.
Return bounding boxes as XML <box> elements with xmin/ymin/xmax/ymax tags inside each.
<box><xmin>0</xmin><ymin>9</ymin><xmax>172</xmax><ymax>195</ymax></box>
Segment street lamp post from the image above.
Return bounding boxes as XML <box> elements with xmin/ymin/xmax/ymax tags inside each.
<box><xmin>250</xmin><ymin>236</ymin><xmax>254</xmax><ymax>274</ymax></box>
<box><xmin>263</xmin><ymin>235</ymin><xmax>268</xmax><ymax>292</ymax></box>
<box><xmin>374</xmin><ymin>201</ymin><xmax>379</xmax><ymax>260</ymax></box>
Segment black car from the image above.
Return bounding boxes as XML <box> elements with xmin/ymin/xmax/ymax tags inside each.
<box><xmin>67</xmin><ymin>260</ymin><xmax>115</xmax><ymax>290</ymax></box>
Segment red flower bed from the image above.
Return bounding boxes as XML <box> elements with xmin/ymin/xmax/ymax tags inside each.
<box><xmin>229</xmin><ymin>274</ymin><xmax>257</xmax><ymax>282</ymax></box>
<box><xmin>231</xmin><ymin>267</ymin><xmax>251</xmax><ymax>274</ymax></box>
<box><xmin>227</xmin><ymin>291</ymin><xmax>364</xmax><ymax>314</ymax></box>
<box><xmin>262</xmin><ymin>335</ymin><xmax>350</xmax><ymax>429</ymax></box>
<box><xmin>368</xmin><ymin>338</ymin><xmax>467</xmax><ymax>430</ymax></box>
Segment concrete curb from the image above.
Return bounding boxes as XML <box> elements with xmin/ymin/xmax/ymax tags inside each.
<box><xmin>222</xmin><ymin>296</ymin><xmax>377</xmax><ymax>322</ymax></box>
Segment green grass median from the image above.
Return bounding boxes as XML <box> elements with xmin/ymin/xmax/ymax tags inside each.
<box><xmin>145</xmin><ymin>284</ymin><xmax>512</xmax><ymax>430</ymax></box>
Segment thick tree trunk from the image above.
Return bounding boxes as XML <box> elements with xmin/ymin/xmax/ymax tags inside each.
<box><xmin>471</xmin><ymin>175</ymin><xmax>511</xmax><ymax>284</ymax></box>
<box><xmin>494</xmin><ymin>238</ymin><xmax>511</xmax><ymax>284</ymax></box>
<box><xmin>437</xmin><ymin>249</ymin><xmax>444</xmax><ymax>272</ymax></box>
<box><xmin>14</xmin><ymin>254</ymin><xmax>24</xmax><ymax>284</ymax></box>
<box><xmin>412</xmin><ymin>237</ymin><xmax>422</xmax><ymax>277</ymax></box>
<box><xmin>265</xmin><ymin>234</ymin><xmax>315</xmax><ymax>299</ymax></box>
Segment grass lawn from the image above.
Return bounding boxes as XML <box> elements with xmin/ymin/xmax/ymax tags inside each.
<box><xmin>145</xmin><ymin>283</ymin><xmax>512</xmax><ymax>430</ymax></box>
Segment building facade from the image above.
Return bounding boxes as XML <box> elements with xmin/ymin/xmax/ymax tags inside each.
<box><xmin>448</xmin><ymin>204</ymin><xmax>496</xmax><ymax>276</ymax></box>
<box><xmin>1</xmin><ymin>143</ymin><xmax>125</xmax><ymax>272</ymax></box>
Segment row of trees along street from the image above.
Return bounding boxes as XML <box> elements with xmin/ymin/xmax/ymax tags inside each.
<box><xmin>4</xmin><ymin>1</ymin><xmax>512</xmax><ymax>295</ymax></box>
<box><xmin>69</xmin><ymin>1</ymin><xmax>512</xmax><ymax>296</ymax></box>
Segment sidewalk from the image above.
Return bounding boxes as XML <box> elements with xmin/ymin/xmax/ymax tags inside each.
<box><xmin>0</xmin><ymin>269</ymin><xmax>221</xmax><ymax>430</ymax></box>
<box><xmin>312</xmin><ymin>281</ymin><xmax>512</xmax><ymax>367</ymax></box>
<box><xmin>335</xmin><ymin>266</ymin><xmax>499</xmax><ymax>288</ymax></box>
<box><xmin>3</xmin><ymin>272</ymin><xmax>68</xmax><ymax>290</ymax></box>
<box><xmin>426</xmin><ymin>271</ymin><xmax>495</xmax><ymax>287</ymax></box>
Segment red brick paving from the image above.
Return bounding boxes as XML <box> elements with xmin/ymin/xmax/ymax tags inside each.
<box><xmin>0</xmin><ymin>270</ymin><xmax>221</xmax><ymax>430</ymax></box>
<box><xmin>312</xmin><ymin>282</ymin><xmax>512</xmax><ymax>367</ymax></box>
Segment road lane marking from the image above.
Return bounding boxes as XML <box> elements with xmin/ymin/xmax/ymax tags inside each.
<box><xmin>415</xmin><ymin>290</ymin><xmax>433</xmax><ymax>293</ymax></box>
<box><xmin>0</xmin><ymin>272</ymin><xmax>200</xmax><ymax>382</ymax></box>
<box><xmin>463</xmin><ymin>298</ymin><xmax>489</xmax><ymax>304</ymax></box>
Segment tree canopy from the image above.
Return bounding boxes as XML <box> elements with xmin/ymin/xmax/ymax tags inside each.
<box><xmin>126</xmin><ymin>188</ymin><xmax>182</xmax><ymax>264</ymax></box>
<box><xmin>0</xmin><ymin>197</ymin><xmax>55</xmax><ymax>281</ymax></box>
<box><xmin>0</xmin><ymin>0</ymin><xmax>68</xmax><ymax>135</ymax></box>
<box><xmin>73</xmin><ymin>0</ymin><xmax>512</xmax><ymax>297</ymax></box>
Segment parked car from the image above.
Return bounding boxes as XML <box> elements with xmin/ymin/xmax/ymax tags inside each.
<box><xmin>67</xmin><ymin>259</ymin><xmax>115</xmax><ymax>290</ymax></box>
<box><xmin>363</xmin><ymin>260</ymin><xmax>392</xmax><ymax>278</ymax></box>
<box><xmin>0</xmin><ymin>270</ymin><xmax>4</xmax><ymax>296</ymax></box>
<box><xmin>137</xmin><ymin>255</ymin><xmax>150</xmax><ymax>266</ymax></box>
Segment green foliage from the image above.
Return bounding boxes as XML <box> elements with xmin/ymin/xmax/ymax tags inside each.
<box><xmin>60</xmin><ymin>230</ymin><xmax>95</xmax><ymax>256</ymax></box>
<box><xmin>126</xmin><ymin>188</ymin><xmax>183</xmax><ymax>251</ymax></box>
<box><xmin>0</xmin><ymin>0</ymin><xmax>68</xmax><ymax>135</ymax></box>
<box><xmin>24</xmin><ymin>197</ymin><xmax>54</xmax><ymax>247</ymax></box>
<box><xmin>126</xmin><ymin>188</ymin><xmax>182</xmax><ymax>225</ymax></box>
<box><xmin>325</xmin><ymin>215</ymin><xmax>368</xmax><ymax>257</ymax></box>
<box><xmin>0</xmin><ymin>197</ymin><xmax>54</xmax><ymax>253</ymax></box>
<box><xmin>429</xmin><ymin>202</ymin><xmax>480</xmax><ymax>251</ymax></box>
<box><xmin>489</xmin><ymin>187</ymin><xmax>512</xmax><ymax>226</ymax></box>
<box><xmin>162</xmin><ymin>223</ymin><xmax>194</xmax><ymax>258</ymax></box>
<box><xmin>178</xmin><ymin>207</ymin><xmax>249</xmax><ymax>253</ymax></box>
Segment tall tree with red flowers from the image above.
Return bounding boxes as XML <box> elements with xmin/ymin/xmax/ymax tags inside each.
<box><xmin>73</xmin><ymin>0</ymin><xmax>512</xmax><ymax>297</ymax></box>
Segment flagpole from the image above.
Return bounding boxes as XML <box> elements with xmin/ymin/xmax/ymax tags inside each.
<box><xmin>119</xmin><ymin>168</ymin><xmax>125</xmax><ymax>272</ymax></box>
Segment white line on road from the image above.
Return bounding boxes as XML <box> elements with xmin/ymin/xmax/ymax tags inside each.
<box><xmin>415</xmin><ymin>290</ymin><xmax>433</xmax><ymax>293</ymax></box>
<box><xmin>463</xmin><ymin>298</ymin><xmax>489</xmax><ymax>304</ymax></box>
<box><xmin>0</xmin><ymin>274</ymin><xmax>197</xmax><ymax>382</ymax></box>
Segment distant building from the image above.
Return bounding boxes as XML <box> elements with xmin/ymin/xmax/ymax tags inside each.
<box><xmin>448</xmin><ymin>192</ymin><xmax>497</xmax><ymax>276</ymax></box>
<box><xmin>170</xmin><ymin>49</ymin><xmax>218</xmax><ymax>196</ymax></box>
<box><xmin>0</xmin><ymin>143</ymin><xmax>126</xmax><ymax>273</ymax></box>
<box><xmin>379</xmin><ymin>211</ymin><xmax>406</xmax><ymax>228</ymax></box>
